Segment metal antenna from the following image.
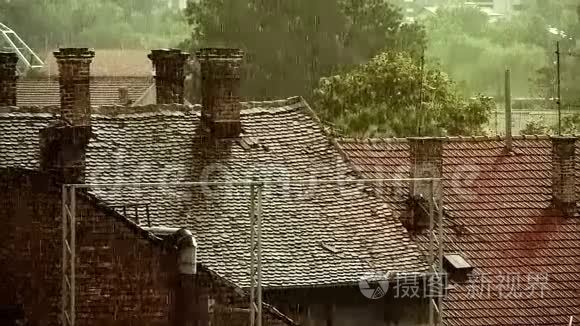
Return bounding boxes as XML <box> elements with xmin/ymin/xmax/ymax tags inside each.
<box><xmin>417</xmin><ymin>48</ymin><xmax>425</xmax><ymax>136</ymax></box>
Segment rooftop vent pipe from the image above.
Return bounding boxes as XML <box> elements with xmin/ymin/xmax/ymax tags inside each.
<box><xmin>143</xmin><ymin>226</ymin><xmax>198</xmax><ymax>274</ymax></box>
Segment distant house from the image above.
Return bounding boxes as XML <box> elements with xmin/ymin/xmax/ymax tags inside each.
<box><xmin>338</xmin><ymin>136</ymin><xmax>580</xmax><ymax>325</ymax></box>
<box><xmin>415</xmin><ymin>0</ymin><xmax>523</xmax><ymax>22</ymax></box>
<box><xmin>0</xmin><ymin>48</ymin><xmax>431</xmax><ymax>325</ymax></box>
<box><xmin>19</xmin><ymin>49</ymin><xmax>154</xmax><ymax>107</ymax></box>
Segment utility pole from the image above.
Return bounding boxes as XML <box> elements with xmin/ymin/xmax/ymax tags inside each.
<box><xmin>505</xmin><ymin>69</ymin><xmax>512</xmax><ymax>150</ymax></box>
<box><xmin>556</xmin><ymin>41</ymin><xmax>562</xmax><ymax>135</ymax></box>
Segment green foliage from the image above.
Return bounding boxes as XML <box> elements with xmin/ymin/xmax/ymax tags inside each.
<box><xmin>520</xmin><ymin>112</ymin><xmax>580</xmax><ymax>135</ymax></box>
<box><xmin>0</xmin><ymin>0</ymin><xmax>189</xmax><ymax>50</ymax></box>
<box><xmin>313</xmin><ymin>51</ymin><xmax>493</xmax><ymax>137</ymax></box>
<box><xmin>561</xmin><ymin>113</ymin><xmax>580</xmax><ymax>134</ymax></box>
<box><xmin>185</xmin><ymin>0</ymin><xmax>426</xmax><ymax>99</ymax></box>
<box><xmin>520</xmin><ymin>116</ymin><xmax>552</xmax><ymax>135</ymax></box>
<box><xmin>424</xmin><ymin>6</ymin><xmax>547</xmax><ymax>97</ymax></box>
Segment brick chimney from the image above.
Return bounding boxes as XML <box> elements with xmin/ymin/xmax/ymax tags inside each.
<box><xmin>196</xmin><ymin>48</ymin><xmax>244</xmax><ymax>138</ymax></box>
<box><xmin>410</xmin><ymin>138</ymin><xmax>443</xmax><ymax>199</ymax></box>
<box><xmin>551</xmin><ymin>136</ymin><xmax>577</xmax><ymax>217</ymax></box>
<box><xmin>40</xmin><ymin>48</ymin><xmax>94</xmax><ymax>183</ymax></box>
<box><xmin>53</xmin><ymin>48</ymin><xmax>95</xmax><ymax>126</ymax></box>
<box><xmin>407</xmin><ymin>138</ymin><xmax>443</xmax><ymax>229</ymax></box>
<box><xmin>0</xmin><ymin>52</ymin><xmax>18</xmax><ymax>106</ymax></box>
<box><xmin>148</xmin><ymin>49</ymin><xmax>189</xmax><ymax>104</ymax></box>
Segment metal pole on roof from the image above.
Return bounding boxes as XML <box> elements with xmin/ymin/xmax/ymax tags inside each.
<box><xmin>256</xmin><ymin>184</ymin><xmax>263</xmax><ymax>326</ymax></box>
<box><xmin>505</xmin><ymin>69</ymin><xmax>512</xmax><ymax>150</ymax></box>
<box><xmin>249</xmin><ymin>184</ymin><xmax>256</xmax><ymax>326</ymax></box>
<box><xmin>61</xmin><ymin>185</ymin><xmax>68</xmax><ymax>326</ymax></box>
<box><xmin>437</xmin><ymin>180</ymin><xmax>444</xmax><ymax>326</ymax></box>
<box><xmin>556</xmin><ymin>41</ymin><xmax>562</xmax><ymax>135</ymax></box>
<box><xmin>428</xmin><ymin>180</ymin><xmax>434</xmax><ymax>326</ymax></box>
<box><xmin>70</xmin><ymin>186</ymin><xmax>76</xmax><ymax>326</ymax></box>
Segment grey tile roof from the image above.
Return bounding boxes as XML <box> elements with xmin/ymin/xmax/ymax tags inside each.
<box><xmin>16</xmin><ymin>77</ymin><xmax>153</xmax><ymax>107</ymax></box>
<box><xmin>0</xmin><ymin>97</ymin><xmax>427</xmax><ymax>288</ymax></box>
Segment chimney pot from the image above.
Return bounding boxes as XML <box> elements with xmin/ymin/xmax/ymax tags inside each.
<box><xmin>0</xmin><ymin>52</ymin><xmax>18</xmax><ymax>106</ymax></box>
<box><xmin>551</xmin><ymin>136</ymin><xmax>576</xmax><ymax>216</ymax></box>
<box><xmin>148</xmin><ymin>48</ymin><xmax>189</xmax><ymax>104</ymax></box>
<box><xmin>196</xmin><ymin>47</ymin><xmax>244</xmax><ymax>138</ymax></box>
<box><xmin>53</xmin><ymin>48</ymin><xmax>95</xmax><ymax>126</ymax></box>
<box><xmin>118</xmin><ymin>87</ymin><xmax>130</xmax><ymax>105</ymax></box>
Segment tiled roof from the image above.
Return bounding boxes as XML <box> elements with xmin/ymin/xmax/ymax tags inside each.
<box><xmin>337</xmin><ymin>136</ymin><xmax>580</xmax><ymax>326</ymax></box>
<box><xmin>0</xmin><ymin>97</ymin><xmax>427</xmax><ymax>289</ymax></box>
<box><xmin>39</xmin><ymin>49</ymin><xmax>153</xmax><ymax>77</ymax></box>
<box><xmin>16</xmin><ymin>77</ymin><xmax>153</xmax><ymax>107</ymax></box>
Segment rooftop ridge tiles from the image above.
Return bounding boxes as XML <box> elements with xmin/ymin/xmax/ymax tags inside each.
<box><xmin>337</xmin><ymin>134</ymin><xmax>566</xmax><ymax>144</ymax></box>
<box><xmin>0</xmin><ymin>96</ymin><xmax>306</xmax><ymax>117</ymax></box>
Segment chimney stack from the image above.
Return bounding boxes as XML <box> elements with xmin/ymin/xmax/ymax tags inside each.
<box><xmin>196</xmin><ymin>48</ymin><xmax>244</xmax><ymax>138</ymax></box>
<box><xmin>551</xmin><ymin>136</ymin><xmax>577</xmax><ymax>217</ymax></box>
<box><xmin>0</xmin><ymin>52</ymin><xmax>18</xmax><ymax>106</ymax></box>
<box><xmin>54</xmin><ymin>48</ymin><xmax>95</xmax><ymax>126</ymax></box>
<box><xmin>409</xmin><ymin>137</ymin><xmax>443</xmax><ymax>200</ymax></box>
<box><xmin>148</xmin><ymin>49</ymin><xmax>189</xmax><ymax>104</ymax></box>
<box><xmin>407</xmin><ymin>138</ymin><xmax>443</xmax><ymax>229</ymax></box>
<box><xmin>39</xmin><ymin>48</ymin><xmax>94</xmax><ymax>184</ymax></box>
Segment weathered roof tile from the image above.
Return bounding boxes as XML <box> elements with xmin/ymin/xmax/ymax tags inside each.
<box><xmin>0</xmin><ymin>98</ymin><xmax>427</xmax><ymax>289</ymax></box>
<box><xmin>337</xmin><ymin>137</ymin><xmax>580</xmax><ymax>326</ymax></box>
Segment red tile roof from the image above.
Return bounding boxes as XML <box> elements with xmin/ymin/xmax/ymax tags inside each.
<box><xmin>338</xmin><ymin>136</ymin><xmax>580</xmax><ymax>326</ymax></box>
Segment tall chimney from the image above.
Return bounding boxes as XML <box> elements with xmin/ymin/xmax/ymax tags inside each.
<box><xmin>148</xmin><ymin>49</ymin><xmax>189</xmax><ymax>104</ymax></box>
<box><xmin>551</xmin><ymin>136</ymin><xmax>576</xmax><ymax>217</ymax></box>
<box><xmin>196</xmin><ymin>48</ymin><xmax>244</xmax><ymax>138</ymax></box>
<box><xmin>0</xmin><ymin>52</ymin><xmax>18</xmax><ymax>106</ymax></box>
<box><xmin>409</xmin><ymin>137</ymin><xmax>443</xmax><ymax>200</ymax></box>
<box><xmin>53</xmin><ymin>48</ymin><xmax>95</xmax><ymax>126</ymax></box>
<box><xmin>407</xmin><ymin>137</ymin><xmax>443</xmax><ymax>229</ymax></box>
<box><xmin>40</xmin><ymin>48</ymin><xmax>94</xmax><ymax>183</ymax></box>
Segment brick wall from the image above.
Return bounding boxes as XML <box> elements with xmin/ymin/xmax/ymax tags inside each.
<box><xmin>0</xmin><ymin>168</ymin><xmax>295</xmax><ymax>326</ymax></box>
<box><xmin>0</xmin><ymin>169</ymin><xmax>176</xmax><ymax>325</ymax></box>
<box><xmin>0</xmin><ymin>52</ymin><xmax>18</xmax><ymax>106</ymax></box>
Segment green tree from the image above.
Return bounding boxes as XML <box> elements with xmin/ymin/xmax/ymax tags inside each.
<box><xmin>423</xmin><ymin>6</ymin><xmax>546</xmax><ymax>98</ymax></box>
<box><xmin>0</xmin><ymin>0</ymin><xmax>188</xmax><ymax>50</ymax></box>
<box><xmin>312</xmin><ymin>51</ymin><xmax>493</xmax><ymax>137</ymax></box>
<box><xmin>185</xmin><ymin>0</ymin><xmax>426</xmax><ymax>99</ymax></box>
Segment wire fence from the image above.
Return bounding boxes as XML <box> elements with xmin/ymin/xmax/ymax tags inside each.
<box><xmin>488</xmin><ymin>106</ymin><xmax>579</xmax><ymax>135</ymax></box>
